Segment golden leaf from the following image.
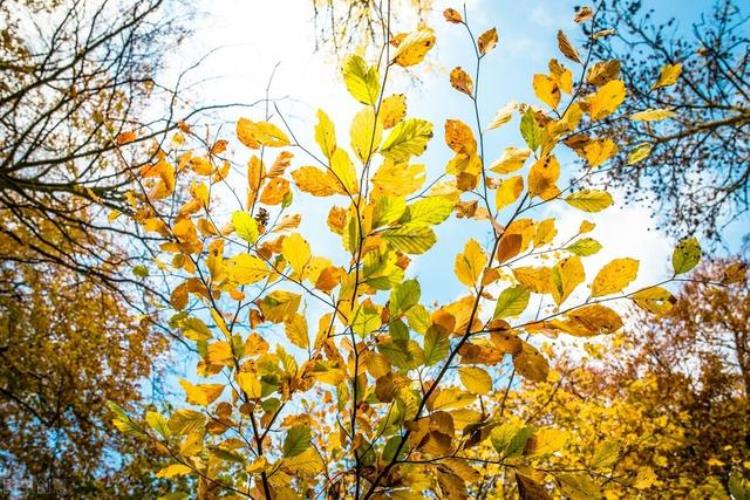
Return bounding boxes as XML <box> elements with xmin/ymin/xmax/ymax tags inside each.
<box><xmin>652</xmin><ymin>63</ymin><xmax>682</xmax><ymax>89</ymax></box>
<box><xmin>455</xmin><ymin>239</ymin><xmax>487</xmax><ymax>287</ymax></box>
<box><xmin>591</xmin><ymin>258</ymin><xmax>639</xmax><ymax>297</ymax></box>
<box><xmin>495</xmin><ymin>176</ymin><xmax>524</xmax><ymax>212</ymax></box>
<box><xmin>459</xmin><ymin>367</ymin><xmax>492</xmax><ymax>394</ymax></box>
<box><xmin>490</xmin><ymin>146</ymin><xmax>531</xmax><ymax>174</ymax></box>
<box><xmin>179</xmin><ymin>379</ymin><xmax>224</xmax><ymax>406</ymax></box>
<box><xmin>533</xmin><ymin>73</ymin><xmax>560</xmax><ymax>109</ymax></box>
<box><xmin>478</xmin><ymin>27</ymin><xmax>498</xmax><ymax>55</ymax></box>
<box><xmin>380</xmin><ymin>94</ymin><xmax>407</xmax><ymax>129</ymax></box>
<box><xmin>282</xmin><ymin>233</ymin><xmax>311</xmax><ymax>276</ymax></box>
<box><xmin>392</xmin><ymin>28</ymin><xmax>436</xmax><ymax>67</ymax></box>
<box><xmin>236</xmin><ymin>118</ymin><xmax>290</xmax><ymax>149</ymax></box>
<box><xmin>528</xmin><ymin>155</ymin><xmax>560</xmax><ymax>200</ymax></box>
<box><xmin>557</xmin><ymin>30</ymin><xmax>581</xmax><ymax>63</ymax></box>
<box><xmin>584</xmin><ymin>80</ymin><xmax>626</xmax><ymax>120</ymax></box>
<box><xmin>450</xmin><ymin>66</ymin><xmax>474</xmax><ymax>96</ymax></box>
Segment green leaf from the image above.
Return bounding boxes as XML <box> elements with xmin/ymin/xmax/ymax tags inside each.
<box><xmin>729</xmin><ymin>471</ymin><xmax>750</xmax><ymax>500</ymax></box>
<box><xmin>132</xmin><ymin>264</ymin><xmax>149</xmax><ymax>278</ymax></box>
<box><xmin>520</xmin><ymin>109</ymin><xmax>546</xmax><ymax>152</ymax></box>
<box><xmin>491</xmin><ymin>423</ymin><xmax>533</xmax><ymax>458</ymax></box>
<box><xmin>283</xmin><ymin>425</ymin><xmax>311</xmax><ymax>458</ymax></box>
<box><xmin>145</xmin><ymin>411</ymin><xmax>170</xmax><ymax>439</ymax></box>
<box><xmin>232</xmin><ymin>211</ymin><xmax>259</xmax><ymax>244</ymax></box>
<box><xmin>373</xmin><ymin>196</ymin><xmax>406</xmax><ymax>228</ymax></box>
<box><xmin>565</xmin><ymin>238</ymin><xmax>602</xmax><ymax>256</ymax></box>
<box><xmin>342</xmin><ymin>54</ymin><xmax>380</xmax><ymax>105</ymax></box>
<box><xmin>390</xmin><ymin>279</ymin><xmax>421</xmax><ymax>317</ymax></box>
<box><xmin>382</xmin><ymin>226</ymin><xmax>436</xmax><ymax>254</ymax></box>
<box><xmin>401</xmin><ymin>196</ymin><xmax>455</xmax><ymax>226</ymax></box>
<box><xmin>672</xmin><ymin>237</ymin><xmax>701</xmax><ymax>275</ymax></box>
<box><xmin>423</xmin><ymin>325</ymin><xmax>450</xmax><ymax>366</ymax></box>
<box><xmin>565</xmin><ymin>190</ymin><xmax>613</xmax><ymax>212</ymax></box>
<box><xmin>493</xmin><ymin>285</ymin><xmax>530</xmax><ymax>319</ymax></box>
<box><xmin>379</xmin><ymin>118</ymin><xmax>433</xmax><ymax>162</ymax></box>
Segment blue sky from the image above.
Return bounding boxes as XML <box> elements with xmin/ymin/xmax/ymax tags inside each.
<box><xmin>151</xmin><ymin>0</ymin><xmax>745</xmax><ymax>392</ymax></box>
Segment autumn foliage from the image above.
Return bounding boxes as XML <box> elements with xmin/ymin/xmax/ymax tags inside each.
<box><xmin>98</xmin><ymin>3</ymin><xmax>750</xmax><ymax>498</ymax></box>
<box><xmin>2</xmin><ymin>1</ymin><xmax>749</xmax><ymax>498</ymax></box>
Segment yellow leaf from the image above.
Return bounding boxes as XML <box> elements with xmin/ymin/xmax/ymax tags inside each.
<box><xmin>341</xmin><ymin>54</ymin><xmax>380</xmax><ymax>105</ymax></box>
<box><xmin>559</xmin><ymin>304</ymin><xmax>623</xmax><ymax>336</ymax></box>
<box><xmin>371</xmin><ymin>161</ymin><xmax>425</xmax><ymax>198</ymax></box>
<box><xmin>291</xmin><ymin>166</ymin><xmax>342</xmax><ymax>196</ymax></box>
<box><xmin>487</xmin><ymin>101</ymin><xmax>517</xmax><ymax>130</ymax></box>
<box><xmin>528</xmin><ymin>155</ymin><xmax>560</xmax><ymax>200</ymax></box>
<box><xmin>627</xmin><ymin>142</ymin><xmax>653</xmax><ymax>165</ymax></box>
<box><xmin>495</xmin><ymin>176</ymin><xmax>524</xmax><ymax>212</ymax></box>
<box><xmin>259</xmin><ymin>177</ymin><xmax>290</xmax><ymax>205</ymax></box>
<box><xmin>329</xmin><ymin>148</ymin><xmax>359</xmax><ymax>194</ymax></box>
<box><xmin>431</xmin><ymin>387</ymin><xmax>476</xmax><ymax>411</ymax></box>
<box><xmin>392</xmin><ymin>28</ymin><xmax>436</xmax><ymax>67</ymax></box>
<box><xmin>454</xmin><ymin>239</ymin><xmax>487</xmax><ymax>287</ymax></box>
<box><xmin>634</xmin><ymin>466</ymin><xmax>657</xmax><ymax>489</ymax></box>
<box><xmin>513</xmin><ymin>342</ymin><xmax>549</xmax><ymax>382</ymax></box>
<box><xmin>231</xmin><ymin>211</ymin><xmax>259</xmax><ymax>244</ymax></box>
<box><xmin>630</xmin><ymin>108</ymin><xmax>676</xmax><ymax>121</ymax></box>
<box><xmin>582</xmin><ymin>138</ymin><xmax>618</xmax><ymax>167</ymax></box>
<box><xmin>236</xmin><ymin>118</ymin><xmax>290</xmax><ymax>149</ymax></box>
<box><xmin>285</xmin><ymin>313</ymin><xmax>309</xmax><ymax>349</ymax></box>
<box><xmin>632</xmin><ymin>286</ymin><xmax>675</xmax><ymax>315</ymax></box>
<box><xmin>490</xmin><ymin>146</ymin><xmax>531</xmax><ymax>173</ymax></box>
<box><xmin>227</xmin><ymin>254</ymin><xmax>270</xmax><ymax>285</ymax></box>
<box><xmin>549</xmin><ymin>59</ymin><xmax>573</xmax><ymax>93</ymax></box>
<box><xmin>179</xmin><ymin>379</ymin><xmax>224</xmax><ymax>406</ymax></box>
<box><xmin>652</xmin><ymin>63</ymin><xmax>682</xmax><ymax>89</ymax></box>
<box><xmin>237</xmin><ymin>371</ymin><xmax>262</xmax><ymax>399</ymax></box>
<box><xmin>591</xmin><ymin>258</ymin><xmax>639</xmax><ymax>297</ymax></box>
<box><xmin>528</xmin><ymin>427</ymin><xmax>568</xmax><ymax>456</ymax></box>
<box><xmin>565</xmin><ymin>189</ymin><xmax>613</xmax><ymax>212</ymax></box>
<box><xmin>551</xmin><ymin>256</ymin><xmax>585</xmax><ymax>305</ymax></box>
<box><xmin>513</xmin><ymin>266</ymin><xmax>553</xmax><ymax>294</ymax></box>
<box><xmin>450</xmin><ymin>66</ymin><xmax>473</xmax><ymax>96</ymax></box>
<box><xmin>380</xmin><ymin>93</ymin><xmax>407</xmax><ymax>129</ymax></box>
<box><xmin>350</xmin><ymin>107</ymin><xmax>382</xmax><ymax>164</ymax></box>
<box><xmin>314</xmin><ymin>109</ymin><xmax>337</xmax><ymax>159</ymax></box>
<box><xmin>585</xmin><ymin>80</ymin><xmax>626</xmax><ymax>120</ymax></box>
<box><xmin>445</xmin><ymin>119</ymin><xmax>477</xmax><ymax>155</ymax></box>
<box><xmin>156</xmin><ymin>464</ymin><xmax>192</xmax><ymax>478</ymax></box>
<box><xmin>478</xmin><ymin>27</ymin><xmax>498</xmax><ymax>55</ymax></box>
<box><xmin>206</xmin><ymin>341</ymin><xmax>233</xmax><ymax>366</ymax></box>
<box><xmin>533</xmin><ymin>74</ymin><xmax>560</xmax><ymax>109</ymax></box>
<box><xmin>283</xmin><ymin>447</ymin><xmax>324</xmax><ymax>474</ymax></box>
<box><xmin>258</xmin><ymin>290</ymin><xmax>301</xmax><ymax>323</ymax></box>
<box><xmin>282</xmin><ymin>233</ymin><xmax>311</xmax><ymax>275</ymax></box>
<box><xmin>459</xmin><ymin>366</ymin><xmax>492</xmax><ymax>394</ymax></box>
<box><xmin>534</xmin><ymin>218</ymin><xmax>557</xmax><ymax>247</ymax></box>
<box><xmin>443</xmin><ymin>8</ymin><xmax>463</xmax><ymax>23</ymax></box>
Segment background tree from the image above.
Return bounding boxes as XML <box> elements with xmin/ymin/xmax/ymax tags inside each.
<box><xmin>495</xmin><ymin>259</ymin><xmax>750</xmax><ymax>498</ymax></box>
<box><xmin>578</xmin><ymin>0</ymin><xmax>750</xmax><ymax>244</ymax></box>
<box><xmin>0</xmin><ymin>221</ymin><xmax>174</xmax><ymax>496</ymax></box>
<box><xmin>0</xmin><ymin>0</ymin><xmax>211</xmax><ymax>495</ymax></box>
